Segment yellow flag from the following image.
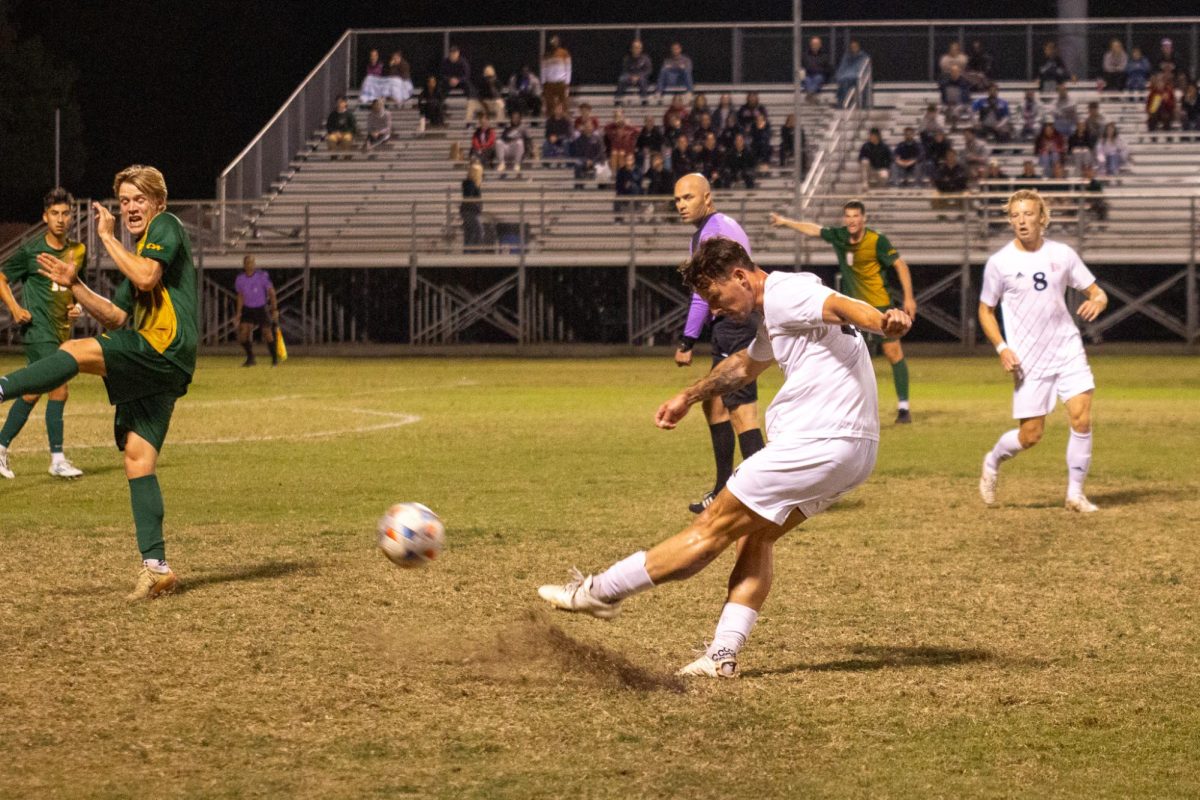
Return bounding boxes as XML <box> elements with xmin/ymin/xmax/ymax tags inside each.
<box><xmin>274</xmin><ymin>325</ymin><xmax>288</xmax><ymax>363</ymax></box>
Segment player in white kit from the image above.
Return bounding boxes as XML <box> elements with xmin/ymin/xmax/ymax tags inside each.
<box><xmin>978</xmin><ymin>189</ymin><xmax>1108</xmax><ymax>512</ymax></box>
<box><xmin>537</xmin><ymin>238</ymin><xmax>912</xmax><ymax>677</ymax></box>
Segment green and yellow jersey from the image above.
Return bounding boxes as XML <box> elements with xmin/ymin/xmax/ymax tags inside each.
<box><xmin>819</xmin><ymin>226</ymin><xmax>901</xmax><ymax>308</ymax></box>
<box><xmin>1</xmin><ymin>235</ymin><xmax>86</xmax><ymax>344</ymax></box>
<box><xmin>113</xmin><ymin>212</ymin><xmax>198</xmax><ymax>375</ymax></box>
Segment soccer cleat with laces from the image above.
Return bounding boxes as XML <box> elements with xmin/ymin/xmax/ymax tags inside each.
<box><xmin>688</xmin><ymin>491</ymin><xmax>716</xmax><ymax>514</ymax></box>
<box><xmin>1065</xmin><ymin>495</ymin><xmax>1099</xmax><ymax>513</ymax></box>
<box><xmin>0</xmin><ymin>449</ymin><xmax>13</xmax><ymax>479</ymax></box>
<box><xmin>48</xmin><ymin>459</ymin><xmax>83</xmax><ymax>479</ymax></box>
<box><xmin>979</xmin><ymin>458</ymin><xmax>998</xmax><ymax>506</ymax></box>
<box><xmin>677</xmin><ymin>648</ymin><xmax>738</xmax><ymax>678</ymax></box>
<box><xmin>126</xmin><ymin>566</ymin><xmax>178</xmax><ymax>602</ymax></box>
<box><xmin>537</xmin><ymin>568</ymin><xmax>622</xmax><ymax>620</ymax></box>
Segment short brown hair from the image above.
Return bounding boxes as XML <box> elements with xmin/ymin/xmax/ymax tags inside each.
<box><xmin>843</xmin><ymin>199</ymin><xmax>866</xmax><ymax>214</ymax></box>
<box><xmin>678</xmin><ymin>237</ymin><xmax>755</xmax><ymax>292</ymax></box>
<box><xmin>43</xmin><ymin>187</ymin><xmax>74</xmax><ymax>209</ymax></box>
<box><xmin>112</xmin><ymin>165</ymin><xmax>168</xmax><ymax>207</ymax></box>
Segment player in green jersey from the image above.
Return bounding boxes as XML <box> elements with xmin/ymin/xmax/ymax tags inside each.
<box><xmin>770</xmin><ymin>200</ymin><xmax>918</xmax><ymax>424</ymax></box>
<box><xmin>0</xmin><ymin>165</ymin><xmax>198</xmax><ymax>601</ymax></box>
<box><xmin>0</xmin><ymin>188</ymin><xmax>87</xmax><ymax>478</ymax></box>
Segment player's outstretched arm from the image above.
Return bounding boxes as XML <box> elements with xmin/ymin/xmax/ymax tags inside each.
<box><xmin>978</xmin><ymin>301</ymin><xmax>1021</xmax><ymax>375</ymax></box>
<box><xmin>0</xmin><ymin>273</ymin><xmax>32</xmax><ymax>325</ymax></box>
<box><xmin>36</xmin><ymin>253</ymin><xmax>128</xmax><ymax>330</ymax></box>
<box><xmin>93</xmin><ymin>202</ymin><xmax>163</xmax><ymax>291</ymax></box>
<box><xmin>768</xmin><ymin>212</ymin><xmax>822</xmax><ymax>237</ymax></box>
<box><xmin>822</xmin><ymin>293</ymin><xmax>912</xmax><ymax>338</ymax></box>
<box><xmin>1076</xmin><ymin>283</ymin><xmax>1108</xmax><ymax>322</ymax></box>
<box><xmin>892</xmin><ymin>258</ymin><xmax>918</xmax><ymax>319</ymax></box>
<box><xmin>655</xmin><ymin>350</ymin><xmax>774</xmax><ymax>430</ymax></box>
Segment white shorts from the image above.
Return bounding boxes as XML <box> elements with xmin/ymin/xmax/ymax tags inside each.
<box><xmin>725</xmin><ymin>436</ymin><xmax>879</xmax><ymax>526</ymax></box>
<box><xmin>1012</xmin><ymin>362</ymin><xmax>1095</xmax><ymax>419</ymax></box>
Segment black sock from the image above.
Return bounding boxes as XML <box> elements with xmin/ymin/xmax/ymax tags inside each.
<box><xmin>266</xmin><ymin>340</ymin><xmax>276</xmax><ymax>360</ymax></box>
<box><xmin>241</xmin><ymin>341</ymin><xmax>253</xmax><ymax>359</ymax></box>
<box><xmin>709</xmin><ymin>421</ymin><xmax>735</xmax><ymax>494</ymax></box>
<box><xmin>738</xmin><ymin>429</ymin><xmax>765</xmax><ymax>460</ymax></box>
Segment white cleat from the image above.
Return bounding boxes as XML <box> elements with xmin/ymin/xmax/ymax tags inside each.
<box><xmin>537</xmin><ymin>568</ymin><xmax>622</xmax><ymax>620</ymax></box>
<box><xmin>979</xmin><ymin>457</ymin><xmax>998</xmax><ymax>506</ymax></box>
<box><xmin>48</xmin><ymin>459</ymin><xmax>83</xmax><ymax>479</ymax></box>
<box><xmin>677</xmin><ymin>649</ymin><xmax>738</xmax><ymax>678</ymax></box>
<box><xmin>1065</xmin><ymin>494</ymin><xmax>1099</xmax><ymax>513</ymax></box>
<box><xmin>0</xmin><ymin>448</ymin><xmax>13</xmax><ymax>479</ymax></box>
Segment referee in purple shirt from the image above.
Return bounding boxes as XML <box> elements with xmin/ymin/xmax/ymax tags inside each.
<box><xmin>671</xmin><ymin>174</ymin><xmax>765</xmax><ymax>513</ymax></box>
<box><xmin>234</xmin><ymin>255</ymin><xmax>279</xmax><ymax>367</ymax></box>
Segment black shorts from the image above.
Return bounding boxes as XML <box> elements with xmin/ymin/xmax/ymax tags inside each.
<box><xmin>240</xmin><ymin>306</ymin><xmax>271</xmax><ymax>326</ymax></box>
<box><xmin>710</xmin><ymin>314</ymin><xmax>760</xmax><ymax>410</ymax></box>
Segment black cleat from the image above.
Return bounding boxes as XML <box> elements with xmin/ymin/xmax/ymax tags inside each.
<box><xmin>895</xmin><ymin>408</ymin><xmax>912</xmax><ymax>424</ymax></box>
<box><xmin>688</xmin><ymin>491</ymin><xmax>716</xmax><ymax>514</ymax></box>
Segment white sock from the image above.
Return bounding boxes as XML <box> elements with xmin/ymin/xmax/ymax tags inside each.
<box><xmin>897</xmin><ymin>400</ymin><xmax>910</xmax><ymax>411</ymax></box>
<box><xmin>985</xmin><ymin>429</ymin><xmax>1024</xmax><ymax>473</ymax></box>
<box><xmin>706</xmin><ymin>602</ymin><xmax>759</xmax><ymax>661</ymax></box>
<box><xmin>143</xmin><ymin>559</ymin><xmax>171</xmax><ymax>574</ymax></box>
<box><xmin>590</xmin><ymin>551</ymin><xmax>653</xmax><ymax>603</ymax></box>
<box><xmin>1067</xmin><ymin>430</ymin><xmax>1092</xmax><ymax>497</ymax></box>
<box><xmin>51</xmin><ymin>452</ymin><xmax>65</xmax><ymax>466</ymax></box>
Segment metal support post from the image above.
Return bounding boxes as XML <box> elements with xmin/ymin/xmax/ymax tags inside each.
<box><xmin>1189</xmin><ymin>197</ymin><xmax>1198</xmax><ymax>344</ymax></box>
<box><xmin>302</xmin><ymin>202</ymin><xmax>311</xmax><ymax>344</ymax></box>
<box><xmin>518</xmin><ymin>200</ymin><xmax>527</xmax><ymax>344</ymax></box>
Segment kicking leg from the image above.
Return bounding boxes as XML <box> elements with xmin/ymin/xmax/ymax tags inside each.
<box><xmin>980</xmin><ymin>416</ymin><xmax>1043</xmax><ymax>506</ymax></box>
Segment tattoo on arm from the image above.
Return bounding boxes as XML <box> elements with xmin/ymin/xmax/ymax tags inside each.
<box><xmin>683</xmin><ymin>353</ymin><xmax>751</xmax><ymax>404</ymax></box>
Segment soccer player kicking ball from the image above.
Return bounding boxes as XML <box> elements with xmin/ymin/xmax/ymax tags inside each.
<box><xmin>0</xmin><ymin>188</ymin><xmax>86</xmax><ymax>479</ymax></box>
<box><xmin>0</xmin><ymin>165</ymin><xmax>198</xmax><ymax>600</ymax></box>
<box><xmin>978</xmin><ymin>189</ymin><xmax>1107</xmax><ymax>513</ymax></box>
<box><xmin>538</xmin><ymin>237</ymin><xmax>911</xmax><ymax>677</ymax></box>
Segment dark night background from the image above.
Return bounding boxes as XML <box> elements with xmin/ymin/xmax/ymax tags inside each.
<box><xmin>2</xmin><ymin>0</ymin><xmax>1197</xmax><ymax>221</ymax></box>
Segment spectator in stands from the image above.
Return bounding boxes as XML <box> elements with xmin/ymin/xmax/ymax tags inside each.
<box><xmin>938</xmin><ymin>42</ymin><xmax>968</xmax><ymax>77</ymax></box>
<box><xmin>1067</xmin><ymin>119</ymin><xmax>1096</xmax><ymax>172</ymax></box>
<box><xmin>1102</xmin><ymin>39</ymin><xmax>1128</xmax><ymax>90</ymax></box>
<box><xmin>965</xmin><ymin>39</ymin><xmax>994</xmax><ymax>90</ymax></box>
<box><xmin>960</xmin><ymin>128</ymin><xmax>990</xmax><ymax>182</ymax></box>
<box><xmin>737</xmin><ymin>92</ymin><xmax>767</xmax><ymax>129</ymax></box>
<box><xmin>636</xmin><ymin>115</ymin><xmax>667</xmax><ymax>165</ymax></box>
<box><xmin>1155</xmin><ymin>38</ymin><xmax>1178</xmax><ymax>76</ymax></box>
<box><xmin>383</xmin><ymin>51</ymin><xmax>413</xmax><ymax>106</ymax></box>
<box><xmin>506</xmin><ymin>66</ymin><xmax>542</xmax><ymax>119</ymax></box>
<box><xmin>917</xmin><ymin>102</ymin><xmax>945</xmax><ymax>151</ymax></box>
<box><xmin>835</xmin><ymin>40</ymin><xmax>870</xmax><ymax>106</ymax></box>
<box><xmin>1146</xmin><ymin>73</ymin><xmax>1176</xmax><ymax>131</ymax></box>
<box><xmin>364</xmin><ymin>49</ymin><xmax>383</xmax><ymax>80</ymax></box>
<box><xmin>718</xmin><ymin>132</ymin><xmax>757</xmax><ymax>189</ymax></box>
<box><xmin>890</xmin><ymin>127</ymin><xmax>924</xmax><ymax>187</ymax></box>
<box><xmin>938</xmin><ymin>64</ymin><xmax>972</xmax><ymax>124</ymax></box>
<box><xmin>1014</xmin><ymin>159</ymin><xmax>1041</xmax><ymax>191</ymax></box>
<box><xmin>663</xmin><ymin>95</ymin><xmax>688</xmax><ymax>130</ymax></box>
<box><xmin>418</xmin><ymin>75</ymin><xmax>447</xmax><ymax>131</ymax></box>
<box><xmin>983</xmin><ymin>159</ymin><xmax>1009</xmax><ymax>182</ymax></box>
<box><xmin>1126</xmin><ymin>47</ymin><xmax>1152</xmax><ymax>91</ymax></box>
<box><xmin>717</xmin><ymin>110</ymin><xmax>741</xmax><ymax>151</ymax></box>
<box><xmin>495</xmin><ymin>111</ymin><xmax>531</xmax><ymax>174</ymax></box>
<box><xmin>1082</xmin><ymin>102</ymin><xmax>1105</xmax><ymax>142</ymax></box>
<box><xmin>657</xmin><ymin>42</ymin><xmax>694</xmax><ymax>98</ymax></box>
<box><xmin>643</xmin><ymin>151</ymin><xmax>673</xmax><ymax>218</ymax></box>
<box><xmin>542</xmin><ymin>102</ymin><xmax>572</xmax><ymax>163</ymax></box>
<box><xmin>1052</xmin><ymin>85</ymin><xmax>1078</xmax><ymax>136</ymax></box>
<box><xmin>359</xmin><ymin>49</ymin><xmax>389</xmax><ymax>107</ymax></box>
<box><xmin>617</xmin><ymin>39</ymin><xmax>653</xmax><ymax>105</ymax></box>
<box><xmin>574</xmin><ymin>102</ymin><xmax>598</xmax><ymax>136</ymax></box>
<box><xmin>801</xmin><ymin>36</ymin><xmax>831</xmax><ymax>100</ymax></box>
<box><xmin>695</xmin><ymin>132</ymin><xmax>722</xmax><ymax>186</ymax></box>
<box><xmin>605</xmin><ymin>108</ymin><xmax>640</xmax><ymax>169</ymax></box>
<box><xmin>981</xmin><ymin>159</ymin><xmax>1012</xmax><ymax>225</ymax></box>
<box><xmin>1038</xmin><ymin>41</ymin><xmax>1073</xmax><ymax>92</ymax></box>
<box><xmin>364</xmin><ymin>99</ymin><xmax>391</xmax><ymax>152</ymax></box>
<box><xmin>749</xmin><ymin>111</ymin><xmax>772</xmax><ymax>168</ymax></box>
<box><xmin>541</xmin><ymin>35</ymin><xmax>572</xmax><ymax>116</ymax></box>
<box><xmin>440</xmin><ymin>45</ymin><xmax>473</xmax><ymax>97</ymax></box>
<box><xmin>1095</xmin><ymin>122</ymin><xmax>1130</xmax><ymax>175</ymax></box>
<box><xmin>663</xmin><ymin>111</ymin><xmax>684</xmax><ymax>149</ymax></box>
<box><xmin>1081</xmin><ymin>163</ymin><xmax>1108</xmax><ymax>222</ymax></box>
<box><xmin>467</xmin><ymin>65</ymin><xmax>505</xmax><ymax>126</ymax></box>
<box><xmin>1019</xmin><ymin>89</ymin><xmax>1042</xmax><ymax>141</ymax></box>
<box><xmin>932</xmin><ymin>148</ymin><xmax>969</xmax><ymax>216</ymax></box>
<box><xmin>713</xmin><ymin>93</ymin><xmax>735</xmax><ymax>131</ymax></box>
<box><xmin>614</xmin><ymin>152</ymin><xmax>643</xmax><ymax>221</ymax></box>
<box><xmin>669</xmin><ymin>133</ymin><xmax>693</xmax><ymax>181</ymax></box>
<box><xmin>470</xmin><ymin>114</ymin><xmax>497</xmax><ymax>166</ymax></box>
<box><xmin>779</xmin><ymin>114</ymin><xmax>803</xmax><ymax>169</ymax></box>
<box><xmin>691</xmin><ymin>111</ymin><xmax>715</xmax><ymax>146</ymax></box>
<box><xmin>325</xmin><ymin>96</ymin><xmax>356</xmax><ymax>156</ymax></box>
<box><xmin>924</xmin><ymin>129</ymin><xmax>951</xmax><ymax>180</ymax></box>
<box><xmin>1034</xmin><ymin>121</ymin><xmax>1066</xmax><ymax>177</ymax></box>
<box><xmin>858</xmin><ymin>127</ymin><xmax>892</xmax><ymax>190</ymax></box>
<box><xmin>972</xmin><ymin>83</ymin><xmax>1013</xmax><ymax>142</ymax></box>
<box><xmin>460</xmin><ymin>161</ymin><xmax>486</xmax><ymax>252</ymax></box>
<box><xmin>573</xmin><ymin>118</ymin><xmax>606</xmax><ymax>187</ymax></box>
<box><xmin>691</xmin><ymin>93</ymin><xmax>712</xmax><ymax>125</ymax></box>
<box><xmin>1181</xmin><ymin>83</ymin><xmax>1200</xmax><ymax>130</ymax></box>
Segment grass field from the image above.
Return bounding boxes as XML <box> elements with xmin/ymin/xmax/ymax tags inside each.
<box><xmin>1</xmin><ymin>351</ymin><xmax>1198</xmax><ymax>799</ymax></box>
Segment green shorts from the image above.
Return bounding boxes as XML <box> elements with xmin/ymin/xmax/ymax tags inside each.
<box><xmin>864</xmin><ymin>304</ymin><xmax>900</xmax><ymax>349</ymax></box>
<box><xmin>96</xmin><ymin>330</ymin><xmax>192</xmax><ymax>452</ymax></box>
<box><xmin>24</xmin><ymin>340</ymin><xmax>63</xmax><ymax>365</ymax></box>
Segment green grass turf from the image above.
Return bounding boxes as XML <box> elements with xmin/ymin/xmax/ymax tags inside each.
<box><xmin>0</xmin><ymin>353</ymin><xmax>1197</xmax><ymax>798</ymax></box>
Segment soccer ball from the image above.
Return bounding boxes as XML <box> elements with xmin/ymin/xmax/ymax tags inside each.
<box><xmin>377</xmin><ymin>503</ymin><xmax>445</xmax><ymax>568</ymax></box>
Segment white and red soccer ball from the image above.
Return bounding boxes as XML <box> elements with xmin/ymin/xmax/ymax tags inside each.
<box><xmin>377</xmin><ymin>502</ymin><xmax>445</xmax><ymax>568</ymax></box>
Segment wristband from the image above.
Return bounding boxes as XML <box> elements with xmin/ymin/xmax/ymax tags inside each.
<box><xmin>678</xmin><ymin>336</ymin><xmax>696</xmax><ymax>353</ymax></box>
<box><xmin>995</xmin><ymin>342</ymin><xmax>1009</xmax><ymax>355</ymax></box>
